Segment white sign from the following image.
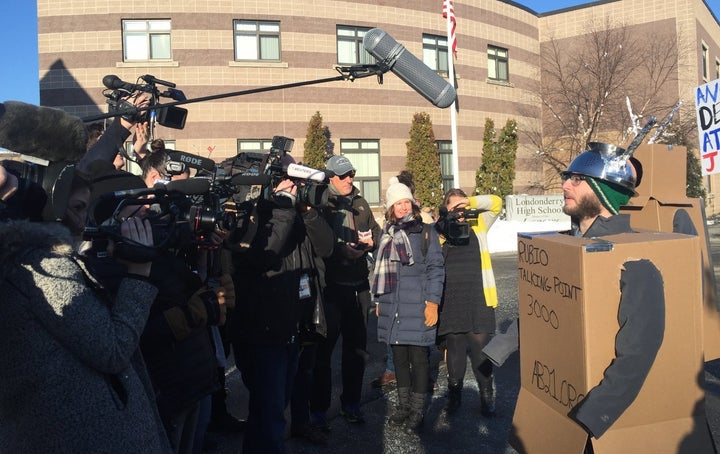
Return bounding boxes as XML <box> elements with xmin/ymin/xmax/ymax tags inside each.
<box><xmin>694</xmin><ymin>79</ymin><xmax>720</xmax><ymax>176</ymax></box>
<box><xmin>505</xmin><ymin>194</ymin><xmax>569</xmax><ymax>223</ymax></box>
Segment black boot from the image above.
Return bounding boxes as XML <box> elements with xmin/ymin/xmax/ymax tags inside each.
<box><xmin>478</xmin><ymin>373</ymin><xmax>496</xmax><ymax>417</ymax></box>
<box><xmin>389</xmin><ymin>387</ymin><xmax>411</xmax><ymax>425</ymax></box>
<box><xmin>444</xmin><ymin>379</ymin><xmax>462</xmax><ymax>414</ymax></box>
<box><xmin>404</xmin><ymin>392</ymin><xmax>426</xmax><ymax>434</ymax></box>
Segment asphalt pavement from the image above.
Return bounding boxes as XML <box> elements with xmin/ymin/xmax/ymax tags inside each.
<box><xmin>211</xmin><ymin>224</ymin><xmax>720</xmax><ymax>454</ymax></box>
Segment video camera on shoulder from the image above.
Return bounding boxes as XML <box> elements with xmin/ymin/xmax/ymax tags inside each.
<box><xmin>222</xmin><ymin>135</ymin><xmax>328</xmax><ymax>208</ymax></box>
<box><xmin>436</xmin><ymin>206</ymin><xmax>480</xmax><ymax>246</ymax></box>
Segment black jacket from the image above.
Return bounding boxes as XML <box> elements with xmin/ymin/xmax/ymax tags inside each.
<box><xmin>77</xmin><ymin>118</ymin><xmax>132</xmax><ymax>174</ymax></box>
<box><xmin>321</xmin><ymin>186</ymin><xmax>381</xmax><ymax>288</ymax></box>
<box><xmin>567</xmin><ymin>214</ymin><xmax>665</xmax><ymax>438</ymax></box>
<box><xmin>145</xmin><ymin>253</ymin><xmax>219</xmax><ymax>417</ymax></box>
<box><xmin>231</xmin><ymin>197</ymin><xmax>334</xmax><ymax>345</ymax></box>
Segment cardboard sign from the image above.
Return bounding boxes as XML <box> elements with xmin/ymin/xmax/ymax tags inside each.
<box><xmin>511</xmin><ymin>232</ymin><xmax>713</xmax><ymax>453</ymax></box>
<box><xmin>695</xmin><ymin>79</ymin><xmax>720</xmax><ymax>175</ymax></box>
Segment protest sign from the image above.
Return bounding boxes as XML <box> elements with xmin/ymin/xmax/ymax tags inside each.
<box><xmin>695</xmin><ymin>78</ymin><xmax>720</xmax><ymax>175</ymax></box>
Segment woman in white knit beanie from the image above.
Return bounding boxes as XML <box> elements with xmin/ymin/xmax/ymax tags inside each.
<box><xmin>371</xmin><ymin>177</ymin><xmax>445</xmax><ymax>433</ymax></box>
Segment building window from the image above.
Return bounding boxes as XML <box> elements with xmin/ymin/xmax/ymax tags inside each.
<box><xmin>337</xmin><ymin>26</ymin><xmax>374</xmax><ymax>65</ymax></box>
<box><xmin>423</xmin><ymin>34</ymin><xmax>449</xmax><ymax>74</ymax></box>
<box><xmin>237</xmin><ymin>139</ymin><xmax>274</xmax><ymax>154</ymax></box>
<box><xmin>122</xmin><ymin>19</ymin><xmax>172</xmax><ymax>62</ymax></box>
<box><xmin>339</xmin><ymin>140</ymin><xmax>380</xmax><ymax>205</ymax></box>
<box><xmin>234</xmin><ymin>20</ymin><xmax>281</xmax><ymax>61</ymax></box>
<box><xmin>715</xmin><ymin>58</ymin><xmax>720</xmax><ymax>81</ymax></box>
<box><xmin>702</xmin><ymin>43</ymin><xmax>709</xmax><ymax>81</ymax></box>
<box><xmin>437</xmin><ymin>141</ymin><xmax>454</xmax><ymax>193</ymax></box>
<box><xmin>488</xmin><ymin>45</ymin><xmax>509</xmax><ymax>82</ymax></box>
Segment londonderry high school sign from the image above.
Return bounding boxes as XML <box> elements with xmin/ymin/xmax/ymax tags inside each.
<box><xmin>505</xmin><ymin>195</ymin><xmax>570</xmax><ymax>223</ymax></box>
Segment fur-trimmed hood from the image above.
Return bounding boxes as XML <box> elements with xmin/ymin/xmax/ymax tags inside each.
<box><xmin>0</xmin><ymin>220</ymin><xmax>74</xmax><ymax>279</ymax></box>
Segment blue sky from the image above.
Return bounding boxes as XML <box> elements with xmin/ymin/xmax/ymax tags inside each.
<box><xmin>1</xmin><ymin>1</ymin><xmax>720</xmax><ymax>105</ymax></box>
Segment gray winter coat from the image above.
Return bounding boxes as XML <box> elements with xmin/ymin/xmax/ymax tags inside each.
<box><xmin>0</xmin><ymin>220</ymin><xmax>170</xmax><ymax>453</ymax></box>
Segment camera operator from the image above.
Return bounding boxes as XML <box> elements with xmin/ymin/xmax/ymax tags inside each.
<box><xmin>87</xmin><ymin>161</ymin><xmax>230</xmax><ymax>454</ymax></box>
<box><xmin>434</xmin><ymin>189</ymin><xmax>502</xmax><ymax>416</ymax></box>
<box><xmin>0</xmin><ymin>163</ymin><xmax>171</xmax><ymax>453</ymax></box>
<box><xmin>228</xmin><ymin>177</ymin><xmax>334</xmax><ymax>454</ymax></box>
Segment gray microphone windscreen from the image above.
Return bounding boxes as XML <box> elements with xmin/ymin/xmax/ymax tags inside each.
<box><xmin>0</xmin><ymin>101</ymin><xmax>88</xmax><ymax>162</ymax></box>
<box><xmin>363</xmin><ymin>28</ymin><xmax>457</xmax><ymax>108</ymax></box>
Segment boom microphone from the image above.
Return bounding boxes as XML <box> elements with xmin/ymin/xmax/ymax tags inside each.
<box><xmin>0</xmin><ymin>101</ymin><xmax>88</xmax><ymax>162</ymax></box>
<box><xmin>286</xmin><ymin>163</ymin><xmax>326</xmax><ymax>182</ymax></box>
<box><xmin>363</xmin><ymin>28</ymin><xmax>457</xmax><ymax>108</ymax></box>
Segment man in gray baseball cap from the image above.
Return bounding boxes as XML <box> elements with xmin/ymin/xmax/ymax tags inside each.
<box><xmin>308</xmin><ymin>155</ymin><xmax>380</xmax><ymax>428</ymax></box>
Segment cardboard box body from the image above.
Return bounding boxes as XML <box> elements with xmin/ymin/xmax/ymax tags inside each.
<box><xmin>620</xmin><ymin>144</ymin><xmax>720</xmax><ymax>359</ymax></box>
<box><xmin>511</xmin><ymin>232</ymin><xmax>712</xmax><ymax>453</ymax></box>
<box><xmin>624</xmin><ymin>144</ymin><xmax>687</xmax><ymax>204</ymax></box>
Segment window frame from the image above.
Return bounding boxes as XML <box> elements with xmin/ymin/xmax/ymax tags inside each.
<box><xmin>702</xmin><ymin>42</ymin><xmax>710</xmax><ymax>81</ymax></box>
<box><xmin>237</xmin><ymin>139</ymin><xmax>274</xmax><ymax>154</ymax></box>
<box><xmin>338</xmin><ymin>139</ymin><xmax>381</xmax><ymax>206</ymax></box>
<box><xmin>422</xmin><ymin>34</ymin><xmax>449</xmax><ymax>75</ymax></box>
<box><xmin>437</xmin><ymin>140</ymin><xmax>455</xmax><ymax>194</ymax></box>
<box><xmin>336</xmin><ymin>26</ymin><xmax>374</xmax><ymax>65</ymax></box>
<box><xmin>233</xmin><ymin>20</ymin><xmax>281</xmax><ymax>62</ymax></box>
<box><xmin>122</xmin><ymin>19</ymin><xmax>172</xmax><ymax>62</ymax></box>
<box><xmin>487</xmin><ymin>44</ymin><xmax>510</xmax><ymax>83</ymax></box>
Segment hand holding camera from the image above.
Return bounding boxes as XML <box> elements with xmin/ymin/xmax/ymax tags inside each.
<box><xmin>0</xmin><ymin>165</ymin><xmax>18</xmax><ymax>201</ymax></box>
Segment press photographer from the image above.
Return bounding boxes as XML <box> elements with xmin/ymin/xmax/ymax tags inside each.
<box><xmin>434</xmin><ymin>189</ymin><xmax>503</xmax><ymax>417</ymax></box>
<box><xmin>82</xmin><ymin>158</ymin><xmax>233</xmax><ymax>453</ymax></box>
<box><xmin>227</xmin><ymin>172</ymin><xmax>334</xmax><ymax>452</ymax></box>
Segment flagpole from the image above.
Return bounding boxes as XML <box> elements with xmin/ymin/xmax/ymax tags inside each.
<box><xmin>445</xmin><ymin>5</ymin><xmax>460</xmax><ymax>189</ymax></box>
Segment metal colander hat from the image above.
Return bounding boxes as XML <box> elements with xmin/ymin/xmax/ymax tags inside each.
<box><xmin>562</xmin><ymin>142</ymin><xmax>637</xmax><ymax>195</ymax></box>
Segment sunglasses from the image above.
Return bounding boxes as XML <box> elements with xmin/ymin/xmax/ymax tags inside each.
<box><xmin>337</xmin><ymin>170</ymin><xmax>356</xmax><ymax>180</ymax></box>
<box><xmin>561</xmin><ymin>174</ymin><xmax>586</xmax><ymax>186</ymax></box>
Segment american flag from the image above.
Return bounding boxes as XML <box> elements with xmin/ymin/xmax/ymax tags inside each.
<box><xmin>442</xmin><ymin>0</ymin><xmax>457</xmax><ymax>58</ymax></box>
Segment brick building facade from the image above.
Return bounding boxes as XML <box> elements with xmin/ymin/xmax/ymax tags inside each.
<box><xmin>36</xmin><ymin>0</ymin><xmax>720</xmax><ymax>212</ymax></box>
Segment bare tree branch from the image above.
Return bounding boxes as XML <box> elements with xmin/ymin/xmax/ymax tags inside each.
<box><xmin>527</xmin><ymin>16</ymin><xmax>682</xmax><ymax>191</ymax></box>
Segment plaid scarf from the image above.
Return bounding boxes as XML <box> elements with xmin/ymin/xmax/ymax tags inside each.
<box><xmin>371</xmin><ymin>215</ymin><xmax>417</xmax><ymax>296</ymax></box>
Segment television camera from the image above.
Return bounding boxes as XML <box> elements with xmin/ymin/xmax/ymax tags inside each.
<box><xmin>436</xmin><ymin>205</ymin><xmax>481</xmax><ymax>246</ymax></box>
<box><xmin>221</xmin><ymin>135</ymin><xmax>328</xmax><ymax>209</ymax></box>
<box><xmin>102</xmin><ymin>74</ymin><xmax>188</xmax><ymax>130</ymax></box>
<box><xmin>82</xmin><ymin>135</ymin><xmax>328</xmax><ymax>261</ymax></box>
<box><xmin>81</xmin><ymin>176</ymin><xmax>239</xmax><ymax>262</ymax></box>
